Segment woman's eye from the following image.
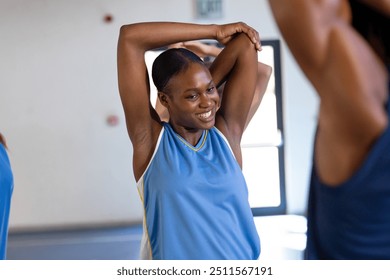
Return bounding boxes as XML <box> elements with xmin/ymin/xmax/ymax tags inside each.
<box><xmin>207</xmin><ymin>87</ymin><xmax>215</xmax><ymax>93</ymax></box>
<box><xmin>187</xmin><ymin>94</ymin><xmax>198</xmax><ymax>100</ymax></box>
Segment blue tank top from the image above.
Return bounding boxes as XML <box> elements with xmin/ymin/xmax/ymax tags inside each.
<box><xmin>0</xmin><ymin>143</ymin><xmax>13</xmax><ymax>259</ymax></box>
<box><xmin>306</xmin><ymin>74</ymin><xmax>390</xmax><ymax>259</ymax></box>
<box><xmin>136</xmin><ymin>122</ymin><xmax>260</xmax><ymax>260</ymax></box>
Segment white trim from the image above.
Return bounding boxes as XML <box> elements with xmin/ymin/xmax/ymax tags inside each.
<box><xmin>135</xmin><ymin>127</ymin><xmax>165</xmax><ymax>260</ymax></box>
<box><xmin>213</xmin><ymin>126</ymin><xmax>236</xmax><ymax>160</ymax></box>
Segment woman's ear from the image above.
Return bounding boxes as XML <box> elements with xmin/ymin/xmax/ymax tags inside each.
<box><xmin>158</xmin><ymin>91</ymin><xmax>169</xmax><ymax>108</ymax></box>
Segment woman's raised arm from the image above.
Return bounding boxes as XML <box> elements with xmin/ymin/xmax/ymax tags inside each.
<box><xmin>117</xmin><ymin>22</ymin><xmax>260</xmax><ymax>142</ymax></box>
<box><xmin>210</xmin><ymin>33</ymin><xmax>259</xmax><ymax>165</ymax></box>
<box><xmin>117</xmin><ymin>21</ymin><xmax>260</xmax><ymax>179</ymax></box>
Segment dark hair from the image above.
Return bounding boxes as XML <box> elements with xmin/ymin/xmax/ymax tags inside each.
<box><xmin>152</xmin><ymin>48</ymin><xmax>205</xmax><ymax>93</ymax></box>
<box><xmin>0</xmin><ymin>132</ymin><xmax>7</xmax><ymax>149</ymax></box>
<box><xmin>349</xmin><ymin>0</ymin><xmax>390</xmax><ymax>64</ymax></box>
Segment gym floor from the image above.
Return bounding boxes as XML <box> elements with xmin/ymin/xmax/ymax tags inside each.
<box><xmin>7</xmin><ymin>225</ymin><xmax>143</xmax><ymax>260</ymax></box>
<box><xmin>6</xmin><ymin>215</ymin><xmax>307</xmax><ymax>260</ymax></box>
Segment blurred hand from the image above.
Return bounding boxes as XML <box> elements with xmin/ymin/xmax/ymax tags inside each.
<box><xmin>182</xmin><ymin>41</ymin><xmax>221</xmax><ymax>58</ymax></box>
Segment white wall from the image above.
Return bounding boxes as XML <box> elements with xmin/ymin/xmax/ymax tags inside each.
<box><xmin>0</xmin><ymin>0</ymin><xmax>318</xmax><ymax>231</ymax></box>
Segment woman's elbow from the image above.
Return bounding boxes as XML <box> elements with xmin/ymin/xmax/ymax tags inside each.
<box><xmin>227</xmin><ymin>32</ymin><xmax>257</xmax><ymax>53</ymax></box>
<box><xmin>258</xmin><ymin>63</ymin><xmax>272</xmax><ymax>80</ymax></box>
<box><xmin>119</xmin><ymin>25</ymin><xmax>130</xmax><ymax>39</ymax></box>
<box><xmin>118</xmin><ymin>24</ymin><xmax>139</xmax><ymax>43</ymax></box>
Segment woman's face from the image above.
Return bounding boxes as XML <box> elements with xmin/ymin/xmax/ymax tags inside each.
<box><xmin>162</xmin><ymin>62</ymin><xmax>220</xmax><ymax>131</ymax></box>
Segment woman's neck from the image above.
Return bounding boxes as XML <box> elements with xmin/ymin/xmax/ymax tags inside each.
<box><xmin>168</xmin><ymin>121</ymin><xmax>204</xmax><ymax>147</ymax></box>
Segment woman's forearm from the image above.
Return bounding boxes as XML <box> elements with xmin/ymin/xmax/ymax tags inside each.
<box><xmin>119</xmin><ymin>22</ymin><xmax>218</xmax><ymax>51</ymax></box>
<box><xmin>182</xmin><ymin>41</ymin><xmax>222</xmax><ymax>58</ymax></box>
<box><xmin>119</xmin><ymin>21</ymin><xmax>261</xmax><ymax>54</ymax></box>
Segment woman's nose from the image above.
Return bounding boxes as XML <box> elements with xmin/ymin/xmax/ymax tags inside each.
<box><xmin>199</xmin><ymin>93</ymin><xmax>212</xmax><ymax>107</ymax></box>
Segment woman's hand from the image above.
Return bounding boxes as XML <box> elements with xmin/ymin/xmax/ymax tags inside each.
<box><xmin>182</xmin><ymin>41</ymin><xmax>222</xmax><ymax>58</ymax></box>
<box><xmin>216</xmin><ymin>22</ymin><xmax>261</xmax><ymax>51</ymax></box>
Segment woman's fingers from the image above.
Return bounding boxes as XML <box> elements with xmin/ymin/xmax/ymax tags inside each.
<box><xmin>241</xmin><ymin>23</ymin><xmax>262</xmax><ymax>51</ymax></box>
<box><xmin>218</xmin><ymin>22</ymin><xmax>262</xmax><ymax>51</ymax></box>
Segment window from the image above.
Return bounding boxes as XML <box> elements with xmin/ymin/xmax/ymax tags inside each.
<box><xmin>242</xmin><ymin>40</ymin><xmax>286</xmax><ymax>215</ymax></box>
<box><xmin>145</xmin><ymin>40</ymin><xmax>286</xmax><ymax>216</ymax></box>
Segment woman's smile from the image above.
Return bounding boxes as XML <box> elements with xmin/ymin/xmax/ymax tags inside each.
<box><xmin>197</xmin><ymin>110</ymin><xmax>212</xmax><ymax>119</ymax></box>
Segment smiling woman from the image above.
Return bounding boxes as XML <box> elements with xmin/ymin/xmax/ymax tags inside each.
<box><xmin>147</xmin><ymin>41</ymin><xmax>283</xmax><ymax>215</ymax></box>
<box><xmin>117</xmin><ymin>21</ymin><xmax>266</xmax><ymax>260</ymax></box>
<box><xmin>153</xmin><ymin>49</ymin><xmax>220</xmax><ymax>145</ymax></box>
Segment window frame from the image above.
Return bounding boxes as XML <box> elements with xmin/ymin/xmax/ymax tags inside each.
<box><xmin>249</xmin><ymin>39</ymin><xmax>286</xmax><ymax>216</ymax></box>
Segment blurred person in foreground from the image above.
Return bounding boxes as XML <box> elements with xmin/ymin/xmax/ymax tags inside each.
<box><xmin>269</xmin><ymin>0</ymin><xmax>390</xmax><ymax>259</ymax></box>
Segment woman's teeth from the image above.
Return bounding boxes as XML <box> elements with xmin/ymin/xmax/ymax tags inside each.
<box><xmin>198</xmin><ymin>111</ymin><xmax>211</xmax><ymax>119</ymax></box>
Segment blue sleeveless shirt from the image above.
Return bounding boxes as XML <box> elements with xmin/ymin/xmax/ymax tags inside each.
<box><xmin>136</xmin><ymin>122</ymin><xmax>260</xmax><ymax>260</ymax></box>
<box><xmin>306</xmin><ymin>74</ymin><xmax>390</xmax><ymax>259</ymax></box>
<box><xmin>0</xmin><ymin>143</ymin><xmax>13</xmax><ymax>259</ymax></box>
